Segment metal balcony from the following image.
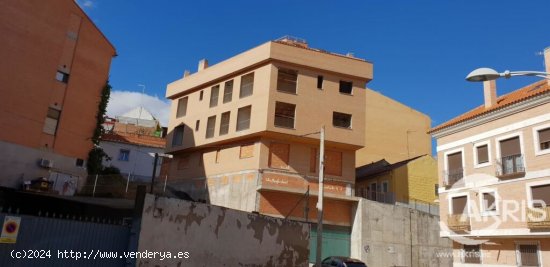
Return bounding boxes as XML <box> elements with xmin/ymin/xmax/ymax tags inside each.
<box><xmin>527</xmin><ymin>207</ymin><xmax>550</xmax><ymax>230</ymax></box>
<box><xmin>447</xmin><ymin>214</ymin><xmax>471</xmax><ymax>232</ymax></box>
<box><xmin>496</xmin><ymin>154</ymin><xmax>525</xmax><ymax>179</ymax></box>
<box><xmin>443</xmin><ymin>168</ymin><xmax>464</xmax><ymax>188</ymax></box>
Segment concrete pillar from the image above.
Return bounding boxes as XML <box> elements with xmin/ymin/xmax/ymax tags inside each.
<box><xmin>483</xmin><ymin>80</ymin><xmax>497</xmax><ymax>108</ymax></box>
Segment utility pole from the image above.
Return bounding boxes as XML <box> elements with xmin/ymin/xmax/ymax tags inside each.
<box><xmin>316</xmin><ymin>126</ymin><xmax>325</xmax><ymax>266</ymax></box>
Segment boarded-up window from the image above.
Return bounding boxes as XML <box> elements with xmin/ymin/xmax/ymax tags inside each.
<box><xmin>476</xmin><ymin>144</ymin><xmax>489</xmax><ymax>164</ymax></box>
<box><xmin>325</xmin><ymin>150</ymin><xmax>342</xmax><ymax>176</ymax></box>
<box><xmin>538</xmin><ymin>128</ymin><xmax>550</xmax><ymax>150</ymax></box>
<box><xmin>463</xmin><ymin>245</ymin><xmax>481</xmax><ymax>264</ymax></box>
<box><xmin>176</xmin><ymin>97</ymin><xmax>188</xmax><ymax>118</ymax></box>
<box><xmin>240</xmin><ymin>143</ymin><xmax>254</xmax><ymax>159</ymax></box>
<box><xmin>43</xmin><ymin>108</ymin><xmax>61</xmax><ymax>135</ymax></box>
<box><xmin>482</xmin><ymin>192</ymin><xmax>496</xmax><ymax>211</ymax></box>
<box><xmin>310</xmin><ymin>148</ymin><xmax>317</xmax><ymax>173</ymax></box>
<box><xmin>277</xmin><ymin>68</ymin><xmax>298</xmax><ymax>94</ymax></box>
<box><xmin>269</xmin><ymin>143</ymin><xmax>290</xmax><ymax>169</ymax></box>
<box><xmin>452</xmin><ymin>196</ymin><xmax>467</xmax><ymax>214</ymax></box>
<box><xmin>177</xmin><ymin>155</ymin><xmax>190</xmax><ymax>170</ymax></box>
<box><xmin>236</xmin><ymin>106</ymin><xmax>251</xmax><ymax>131</ymax></box>
<box><xmin>274</xmin><ymin>102</ymin><xmax>296</xmax><ymax>128</ymax></box>
<box><xmin>447</xmin><ymin>152</ymin><xmax>462</xmax><ymax>171</ymax></box>
<box><xmin>209</xmin><ymin>85</ymin><xmax>219</xmax><ymax>108</ymax></box>
<box><xmin>500</xmin><ymin>136</ymin><xmax>521</xmax><ymax>157</ymax></box>
<box><xmin>518</xmin><ymin>244</ymin><xmax>540</xmax><ymax>266</ymax></box>
<box><xmin>206</xmin><ymin>116</ymin><xmax>216</xmax><ymax>138</ymax></box>
<box><xmin>531</xmin><ymin>184</ymin><xmax>550</xmax><ymax>208</ymax></box>
<box><xmin>219</xmin><ymin>112</ymin><xmax>230</xmax><ymax>136</ymax></box>
<box><xmin>239</xmin><ymin>73</ymin><xmax>254</xmax><ymax>98</ymax></box>
<box><xmin>223</xmin><ymin>80</ymin><xmax>233</xmax><ymax>103</ymax></box>
<box><xmin>172</xmin><ymin>125</ymin><xmax>184</xmax><ymax>146</ymax></box>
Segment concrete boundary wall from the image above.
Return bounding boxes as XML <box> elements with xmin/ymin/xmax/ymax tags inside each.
<box><xmin>137</xmin><ymin>194</ymin><xmax>309</xmax><ymax>266</ymax></box>
<box><xmin>351</xmin><ymin>198</ymin><xmax>452</xmax><ymax>267</ymax></box>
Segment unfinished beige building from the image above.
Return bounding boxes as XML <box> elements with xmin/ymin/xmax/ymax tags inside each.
<box><xmin>164</xmin><ymin>37</ymin><xmax>373</xmax><ymax>261</ymax></box>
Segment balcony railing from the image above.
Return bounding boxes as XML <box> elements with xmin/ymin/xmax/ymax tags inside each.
<box><xmin>527</xmin><ymin>206</ymin><xmax>550</xmax><ymax>230</ymax></box>
<box><xmin>496</xmin><ymin>154</ymin><xmax>525</xmax><ymax>179</ymax></box>
<box><xmin>443</xmin><ymin>168</ymin><xmax>464</xmax><ymax>187</ymax></box>
<box><xmin>357</xmin><ymin>189</ymin><xmax>395</xmax><ymax>204</ymax></box>
<box><xmin>447</xmin><ymin>214</ymin><xmax>470</xmax><ymax>232</ymax></box>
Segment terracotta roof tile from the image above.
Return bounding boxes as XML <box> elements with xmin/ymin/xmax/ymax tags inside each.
<box><xmin>430</xmin><ymin>80</ymin><xmax>550</xmax><ymax>133</ymax></box>
<box><xmin>101</xmin><ymin>132</ymin><xmax>166</xmax><ymax>148</ymax></box>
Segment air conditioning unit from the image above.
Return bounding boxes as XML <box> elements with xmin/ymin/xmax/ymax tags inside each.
<box><xmin>39</xmin><ymin>158</ymin><xmax>54</xmax><ymax>168</ymax></box>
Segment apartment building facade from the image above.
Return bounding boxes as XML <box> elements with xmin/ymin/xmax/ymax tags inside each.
<box><xmin>0</xmin><ymin>0</ymin><xmax>116</xmax><ymax>190</ymax></box>
<box><xmin>430</xmin><ymin>48</ymin><xmax>550</xmax><ymax>266</ymax></box>
<box><xmin>164</xmin><ymin>38</ymin><xmax>373</xmax><ymax>260</ymax></box>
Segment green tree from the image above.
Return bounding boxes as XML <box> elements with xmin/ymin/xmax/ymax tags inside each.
<box><xmin>86</xmin><ymin>81</ymin><xmax>112</xmax><ymax>175</ymax></box>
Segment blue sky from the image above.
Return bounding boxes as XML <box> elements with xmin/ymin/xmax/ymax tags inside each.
<box><xmin>82</xmin><ymin>0</ymin><xmax>549</xmax><ymax>129</ymax></box>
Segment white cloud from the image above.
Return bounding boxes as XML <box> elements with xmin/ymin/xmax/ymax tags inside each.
<box><xmin>77</xmin><ymin>0</ymin><xmax>95</xmax><ymax>9</ymax></box>
<box><xmin>107</xmin><ymin>90</ymin><xmax>171</xmax><ymax>127</ymax></box>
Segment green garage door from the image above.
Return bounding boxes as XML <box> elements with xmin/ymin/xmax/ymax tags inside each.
<box><xmin>309</xmin><ymin>224</ymin><xmax>351</xmax><ymax>263</ymax></box>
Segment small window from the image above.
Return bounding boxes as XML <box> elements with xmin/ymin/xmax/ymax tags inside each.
<box><xmin>55</xmin><ymin>71</ymin><xmax>69</xmax><ymax>83</ymax></box>
<box><xmin>206</xmin><ymin>116</ymin><xmax>216</xmax><ymax>138</ymax></box>
<box><xmin>333</xmin><ymin>112</ymin><xmax>352</xmax><ymax>129</ymax></box>
<box><xmin>435</xmin><ymin>184</ymin><xmax>439</xmax><ymax>196</ymax></box>
<box><xmin>277</xmin><ymin>68</ymin><xmax>298</xmax><ymax>94</ymax></box>
<box><xmin>210</xmin><ymin>85</ymin><xmax>219</xmax><ymax>108</ymax></box>
<box><xmin>382</xmin><ymin>181</ymin><xmax>389</xmax><ymax>193</ymax></box>
<box><xmin>43</xmin><ymin>108</ymin><xmax>61</xmax><ymax>135</ymax></box>
<box><xmin>317</xmin><ymin>75</ymin><xmax>323</xmax><ymax>89</ymax></box>
<box><xmin>339</xmin><ymin>80</ymin><xmax>353</xmax><ymax>94</ymax></box>
<box><xmin>451</xmin><ymin>196</ymin><xmax>468</xmax><ymax>214</ymax></box>
<box><xmin>172</xmin><ymin>125</ymin><xmax>184</xmax><ymax>146</ymax></box>
<box><xmin>236</xmin><ymin>105</ymin><xmax>251</xmax><ymax>131</ymax></box>
<box><xmin>195</xmin><ymin>120</ymin><xmax>200</xmax><ymax>131</ymax></box>
<box><xmin>476</xmin><ymin>144</ymin><xmax>489</xmax><ymax>164</ymax></box>
<box><xmin>538</xmin><ymin>128</ymin><xmax>550</xmax><ymax>151</ymax></box>
<box><xmin>274</xmin><ymin>102</ymin><xmax>296</xmax><ymax>129</ymax></box>
<box><xmin>223</xmin><ymin>80</ymin><xmax>233</xmax><ymax>103</ymax></box>
<box><xmin>309</xmin><ymin>148</ymin><xmax>317</xmax><ymax>173</ymax></box>
<box><xmin>462</xmin><ymin>245</ymin><xmax>481</xmax><ymax>264</ymax></box>
<box><xmin>75</xmin><ymin>158</ymin><xmax>84</xmax><ymax>167</ymax></box>
<box><xmin>239</xmin><ymin>73</ymin><xmax>254</xmax><ymax>98</ymax></box>
<box><xmin>482</xmin><ymin>192</ymin><xmax>497</xmax><ymax>212</ymax></box>
<box><xmin>199</xmin><ymin>90</ymin><xmax>204</xmax><ymax>101</ymax></box>
<box><xmin>118</xmin><ymin>149</ymin><xmax>130</xmax><ymax>161</ymax></box>
<box><xmin>219</xmin><ymin>112</ymin><xmax>230</xmax><ymax>135</ymax></box>
<box><xmin>176</xmin><ymin>97</ymin><xmax>188</xmax><ymax>118</ymax></box>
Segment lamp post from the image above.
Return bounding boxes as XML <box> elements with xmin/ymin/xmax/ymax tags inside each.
<box><xmin>316</xmin><ymin>126</ymin><xmax>325</xmax><ymax>267</ymax></box>
<box><xmin>466</xmin><ymin>68</ymin><xmax>550</xmax><ymax>81</ymax></box>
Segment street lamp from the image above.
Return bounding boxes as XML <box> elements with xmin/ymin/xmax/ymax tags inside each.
<box><xmin>466</xmin><ymin>68</ymin><xmax>550</xmax><ymax>82</ymax></box>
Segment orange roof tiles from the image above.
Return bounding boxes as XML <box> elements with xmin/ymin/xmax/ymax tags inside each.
<box><xmin>101</xmin><ymin>132</ymin><xmax>166</xmax><ymax>148</ymax></box>
<box><xmin>430</xmin><ymin>80</ymin><xmax>550</xmax><ymax>133</ymax></box>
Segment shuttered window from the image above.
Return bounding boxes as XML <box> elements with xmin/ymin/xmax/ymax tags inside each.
<box><xmin>43</xmin><ymin>108</ymin><xmax>61</xmax><ymax>135</ymax></box>
<box><xmin>236</xmin><ymin>106</ymin><xmax>252</xmax><ymax>131</ymax></box>
<box><xmin>219</xmin><ymin>112</ymin><xmax>230</xmax><ymax>136</ymax></box>
<box><xmin>538</xmin><ymin>128</ymin><xmax>550</xmax><ymax>150</ymax></box>
<box><xmin>452</xmin><ymin>196</ymin><xmax>467</xmax><ymax>214</ymax></box>
<box><xmin>209</xmin><ymin>85</ymin><xmax>219</xmax><ymax>108</ymax></box>
<box><xmin>206</xmin><ymin>116</ymin><xmax>216</xmax><ymax>139</ymax></box>
<box><xmin>447</xmin><ymin>152</ymin><xmax>462</xmax><ymax>171</ymax></box>
<box><xmin>482</xmin><ymin>192</ymin><xmax>496</xmax><ymax>211</ymax></box>
<box><xmin>500</xmin><ymin>136</ymin><xmax>521</xmax><ymax>157</ymax></box>
<box><xmin>239</xmin><ymin>73</ymin><xmax>254</xmax><ymax>98</ymax></box>
<box><xmin>531</xmin><ymin>184</ymin><xmax>550</xmax><ymax>208</ymax></box>
<box><xmin>274</xmin><ymin>102</ymin><xmax>296</xmax><ymax>128</ymax></box>
<box><xmin>476</xmin><ymin>145</ymin><xmax>489</xmax><ymax>164</ymax></box>
<box><xmin>223</xmin><ymin>80</ymin><xmax>233</xmax><ymax>103</ymax></box>
<box><xmin>277</xmin><ymin>68</ymin><xmax>298</xmax><ymax>94</ymax></box>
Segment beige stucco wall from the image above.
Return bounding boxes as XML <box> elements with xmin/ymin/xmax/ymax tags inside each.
<box><xmin>357</xmin><ymin>89</ymin><xmax>432</xmax><ymax>166</ymax></box>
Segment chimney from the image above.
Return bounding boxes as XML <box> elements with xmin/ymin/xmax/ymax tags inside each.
<box><xmin>545</xmin><ymin>47</ymin><xmax>550</xmax><ymax>85</ymax></box>
<box><xmin>483</xmin><ymin>80</ymin><xmax>497</xmax><ymax>108</ymax></box>
<box><xmin>183</xmin><ymin>70</ymin><xmax>190</xmax><ymax>78</ymax></box>
<box><xmin>198</xmin><ymin>59</ymin><xmax>208</xmax><ymax>71</ymax></box>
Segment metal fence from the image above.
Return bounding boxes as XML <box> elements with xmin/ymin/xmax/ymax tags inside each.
<box><xmin>0</xmin><ymin>212</ymin><xmax>130</xmax><ymax>267</ymax></box>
